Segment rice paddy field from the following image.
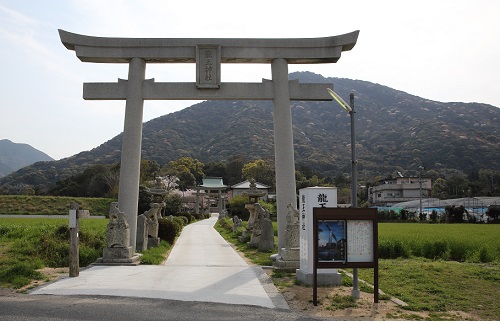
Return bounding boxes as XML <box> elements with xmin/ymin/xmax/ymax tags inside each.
<box><xmin>378</xmin><ymin>223</ymin><xmax>500</xmax><ymax>263</ymax></box>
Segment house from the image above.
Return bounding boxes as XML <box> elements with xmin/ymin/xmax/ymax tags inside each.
<box><xmin>370</xmin><ymin>177</ymin><xmax>432</xmax><ymax>207</ymax></box>
<box><xmin>230</xmin><ymin>180</ymin><xmax>271</xmax><ymax>201</ymax></box>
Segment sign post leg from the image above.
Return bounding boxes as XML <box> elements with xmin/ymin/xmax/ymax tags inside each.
<box><xmin>69</xmin><ymin>203</ymin><xmax>79</xmax><ymax>277</ymax></box>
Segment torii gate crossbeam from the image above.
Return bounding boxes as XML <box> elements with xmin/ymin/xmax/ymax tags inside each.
<box><xmin>59</xmin><ymin>29</ymin><xmax>359</xmax><ymax>258</ymax></box>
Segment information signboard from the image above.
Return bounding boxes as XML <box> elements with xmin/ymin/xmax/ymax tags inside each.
<box><xmin>312</xmin><ymin>207</ymin><xmax>379</xmax><ymax>305</ymax></box>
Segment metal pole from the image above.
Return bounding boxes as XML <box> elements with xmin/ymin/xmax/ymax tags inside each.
<box><xmin>419</xmin><ymin>172</ymin><xmax>423</xmax><ymax>217</ymax></box>
<box><xmin>350</xmin><ymin>93</ymin><xmax>357</xmax><ymax>209</ymax></box>
<box><xmin>350</xmin><ymin>93</ymin><xmax>360</xmax><ymax>299</ymax></box>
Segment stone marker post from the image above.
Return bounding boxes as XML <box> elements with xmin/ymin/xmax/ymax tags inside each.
<box><xmin>69</xmin><ymin>202</ymin><xmax>79</xmax><ymax>277</ymax></box>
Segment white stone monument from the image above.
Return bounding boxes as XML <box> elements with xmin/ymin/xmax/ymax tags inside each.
<box><xmin>297</xmin><ymin>187</ymin><xmax>341</xmax><ymax>285</ymax></box>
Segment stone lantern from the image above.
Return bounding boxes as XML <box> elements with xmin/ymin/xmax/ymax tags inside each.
<box><xmin>149</xmin><ymin>177</ymin><xmax>168</xmax><ymax>204</ymax></box>
<box><xmin>243</xmin><ymin>179</ymin><xmax>266</xmax><ymax>204</ymax></box>
<box><xmin>239</xmin><ymin>179</ymin><xmax>273</xmax><ymax>251</ymax></box>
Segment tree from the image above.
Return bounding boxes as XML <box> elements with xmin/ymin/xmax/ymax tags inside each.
<box><xmin>164</xmin><ymin>193</ymin><xmax>183</xmax><ymax>216</ymax></box>
<box><xmin>478</xmin><ymin>169</ymin><xmax>500</xmax><ymax>196</ymax></box>
<box><xmin>157</xmin><ymin>174</ymin><xmax>179</xmax><ymax>192</ymax></box>
<box><xmin>50</xmin><ymin>164</ymin><xmax>119</xmax><ymax>198</ymax></box>
<box><xmin>226</xmin><ymin>155</ymin><xmax>247</xmax><ymax>185</ymax></box>
<box><xmin>444</xmin><ymin>205</ymin><xmax>465</xmax><ymax>223</ymax></box>
<box><xmin>228</xmin><ymin>194</ymin><xmax>250</xmax><ymax>221</ymax></box>
<box><xmin>486</xmin><ymin>205</ymin><xmax>500</xmax><ymax>223</ymax></box>
<box><xmin>162</xmin><ymin>157</ymin><xmax>205</xmax><ymax>190</ymax></box>
<box><xmin>203</xmin><ymin>162</ymin><xmax>228</xmax><ymax>183</ymax></box>
<box><xmin>140</xmin><ymin>160</ymin><xmax>160</xmax><ymax>185</ymax></box>
<box><xmin>432</xmin><ymin>178</ymin><xmax>447</xmax><ymax>199</ymax></box>
<box><xmin>444</xmin><ymin>170</ymin><xmax>469</xmax><ymax>198</ymax></box>
<box><xmin>241</xmin><ymin>159</ymin><xmax>275</xmax><ymax>188</ymax></box>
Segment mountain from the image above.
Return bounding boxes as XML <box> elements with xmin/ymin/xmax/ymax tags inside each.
<box><xmin>0</xmin><ymin>139</ymin><xmax>54</xmax><ymax>178</ymax></box>
<box><xmin>1</xmin><ymin>72</ymin><xmax>499</xmax><ymax>193</ymax></box>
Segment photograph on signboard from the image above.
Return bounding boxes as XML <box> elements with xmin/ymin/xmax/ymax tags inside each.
<box><xmin>317</xmin><ymin>220</ymin><xmax>346</xmax><ymax>262</ymax></box>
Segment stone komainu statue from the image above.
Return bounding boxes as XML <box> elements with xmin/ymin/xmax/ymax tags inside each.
<box><xmin>106</xmin><ymin>202</ymin><xmax>130</xmax><ymax>248</ymax></box>
<box><xmin>254</xmin><ymin>203</ymin><xmax>270</xmax><ymax>220</ymax></box>
<box><xmin>286</xmin><ymin>203</ymin><xmax>299</xmax><ymax>224</ymax></box>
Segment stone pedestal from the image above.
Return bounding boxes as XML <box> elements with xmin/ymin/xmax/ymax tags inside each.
<box><xmin>258</xmin><ymin>218</ymin><xmax>275</xmax><ymax>252</ymax></box>
<box><xmin>273</xmin><ymin>203</ymin><xmax>301</xmax><ymax>271</ymax></box>
<box><xmin>148</xmin><ymin>237</ymin><xmax>160</xmax><ymax>248</ymax></box>
<box><xmin>136</xmin><ymin>214</ymin><xmax>148</xmax><ymax>252</ymax></box>
<box><xmin>146</xmin><ymin>203</ymin><xmax>163</xmax><ymax>237</ymax></box>
<box><xmin>238</xmin><ymin>203</ymin><xmax>256</xmax><ymax>243</ymax></box>
<box><xmin>95</xmin><ymin>202</ymin><xmax>140</xmax><ymax>265</ymax></box>
<box><xmin>232</xmin><ymin>216</ymin><xmax>242</xmax><ymax>232</ymax></box>
<box><xmin>296</xmin><ymin>268</ymin><xmax>342</xmax><ymax>286</ymax></box>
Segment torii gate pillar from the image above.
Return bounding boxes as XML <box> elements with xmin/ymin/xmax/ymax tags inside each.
<box><xmin>117</xmin><ymin>57</ymin><xmax>146</xmax><ymax>248</ymax></box>
<box><xmin>271</xmin><ymin>58</ymin><xmax>296</xmax><ymax>251</ymax></box>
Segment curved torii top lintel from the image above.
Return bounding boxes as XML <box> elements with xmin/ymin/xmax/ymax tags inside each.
<box><xmin>58</xmin><ymin>29</ymin><xmax>359</xmax><ymax>64</ymax></box>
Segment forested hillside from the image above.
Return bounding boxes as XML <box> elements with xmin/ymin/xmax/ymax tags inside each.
<box><xmin>0</xmin><ymin>139</ymin><xmax>54</xmax><ymax>178</ymax></box>
<box><xmin>1</xmin><ymin>72</ymin><xmax>498</xmax><ymax>195</ymax></box>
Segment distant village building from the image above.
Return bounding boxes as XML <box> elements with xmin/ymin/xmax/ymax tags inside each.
<box><xmin>230</xmin><ymin>180</ymin><xmax>271</xmax><ymax>202</ymax></box>
<box><xmin>370</xmin><ymin>177</ymin><xmax>432</xmax><ymax>207</ymax></box>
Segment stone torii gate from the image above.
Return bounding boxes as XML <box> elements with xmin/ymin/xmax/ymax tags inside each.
<box><xmin>58</xmin><ymin>29</ymin><xmax>359</xmax><ymax>255</ymax></box>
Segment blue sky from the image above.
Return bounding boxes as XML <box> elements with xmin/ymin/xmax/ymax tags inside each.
<box><xmin>0</xmin><ymin>0</ymin><xmax>498</xmax><ymax>160</ymax></box>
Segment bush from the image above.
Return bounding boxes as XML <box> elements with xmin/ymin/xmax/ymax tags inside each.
<box><xmin>0</xmin><ymin>263</ymin><xmax>44</xmax><ymax>289</ymax></box>
<box><xmin>158</xmin><ymin>219</ymin><xmax>181</xmax><ymax>245</ymax></box>
<box><xmin>79</xmin><ymin>245</ymin><xmax>102</xmax><ymax>266</ymax></box>
<box><xmin>229</xmin><ymin>195</ymin><xmax>250</xmax><ymax>220</ymax></box>
<box><xmin>137</xmin><ymin>186</ymin><xmax>152</xmax><ymax>215</ymax></box>
<box><xmin>176</xmin><ymin>216</ymin><xmax>189</xmax><ymax>225</ymax></box>
<box><xmin>379</xmin><ymin>240</ymin><xmax>411</xmax><ymax>259</ymax></box>
<box><xmin>172</xmin><ymin>217</ymin><xmax>185</xmax><ymax>229</ymax></box>
<box><xmin>191</xmin><ymin>213</ymin><xmax>204</xmax><ymax>220</ymax></box>
<box><xmin>421</xmin><ymin>240</ymin><xmax>450</xmax><ymax>260</ymax></box>
<box><xmin>478</xmin><ymin>246</ymin><xmax>495</xmax><ymax>263</ymax></box>
<box><xmin>429</xmin><ymin>210</ymin><xmax>439</xmax><ymax>223</ymax></box>
<box><xmin>228</xmin><ymin>196</ymin><xmax>274</xmax><ymax>221</ymax></box>
<box><xmin>177</xmin><ymin>211</ymin><xmax>193</xmax><ymax>223</ymax></box>
<box><xmin>164</xmin><ymin>193</ymin><xmax>182</xmax><ymax>216</ymax></box>
<box><xmin>217</xmin><ymin>217</ymin><xmax>233</xmax><ymax>232</ymax></box>
<box><xmin>140</xmin><ymin>241</ymin><xmax>171</xmax><ymax>265</ymax></box>
<box><xmin>258</xmin><ymin>200</ymin><xmax>276</xmax><ymax>221</ymax></box>
<box><xmin>378</xmin><ymin>210</ymin><xmax>400</xmax><ymax>222</ymax></box>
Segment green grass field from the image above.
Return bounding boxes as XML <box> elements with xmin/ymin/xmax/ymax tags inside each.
<box><xmin>379</xmin><ymin>223</ymin><xmax>500</xmax><ymax>262</ymax></box>
<box><xmin>0</xmin><ymin>218</ymin><xmax>108</xmax><ymax>288</ymax></box>
<box><xmin>0</xmin><ymin>217</ymin><xmax>498</xmax><ymax>319</ymax></box>
<box><xmin>0</xmin><ymin>195</ymin><xmax>113</xmax><ymax>216</ymax></box>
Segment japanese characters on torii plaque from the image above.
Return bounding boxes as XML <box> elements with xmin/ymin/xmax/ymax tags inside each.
<box><xmin>196</xmin><ymin>44</ymin><xmax>221</xmax><ymax>89</ymax></box>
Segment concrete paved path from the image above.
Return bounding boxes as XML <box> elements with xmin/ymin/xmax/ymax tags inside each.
<box><xmin>31</xmin><ymin>215</ymin><xmax>288</xmax><ymax>309</ymax></box>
